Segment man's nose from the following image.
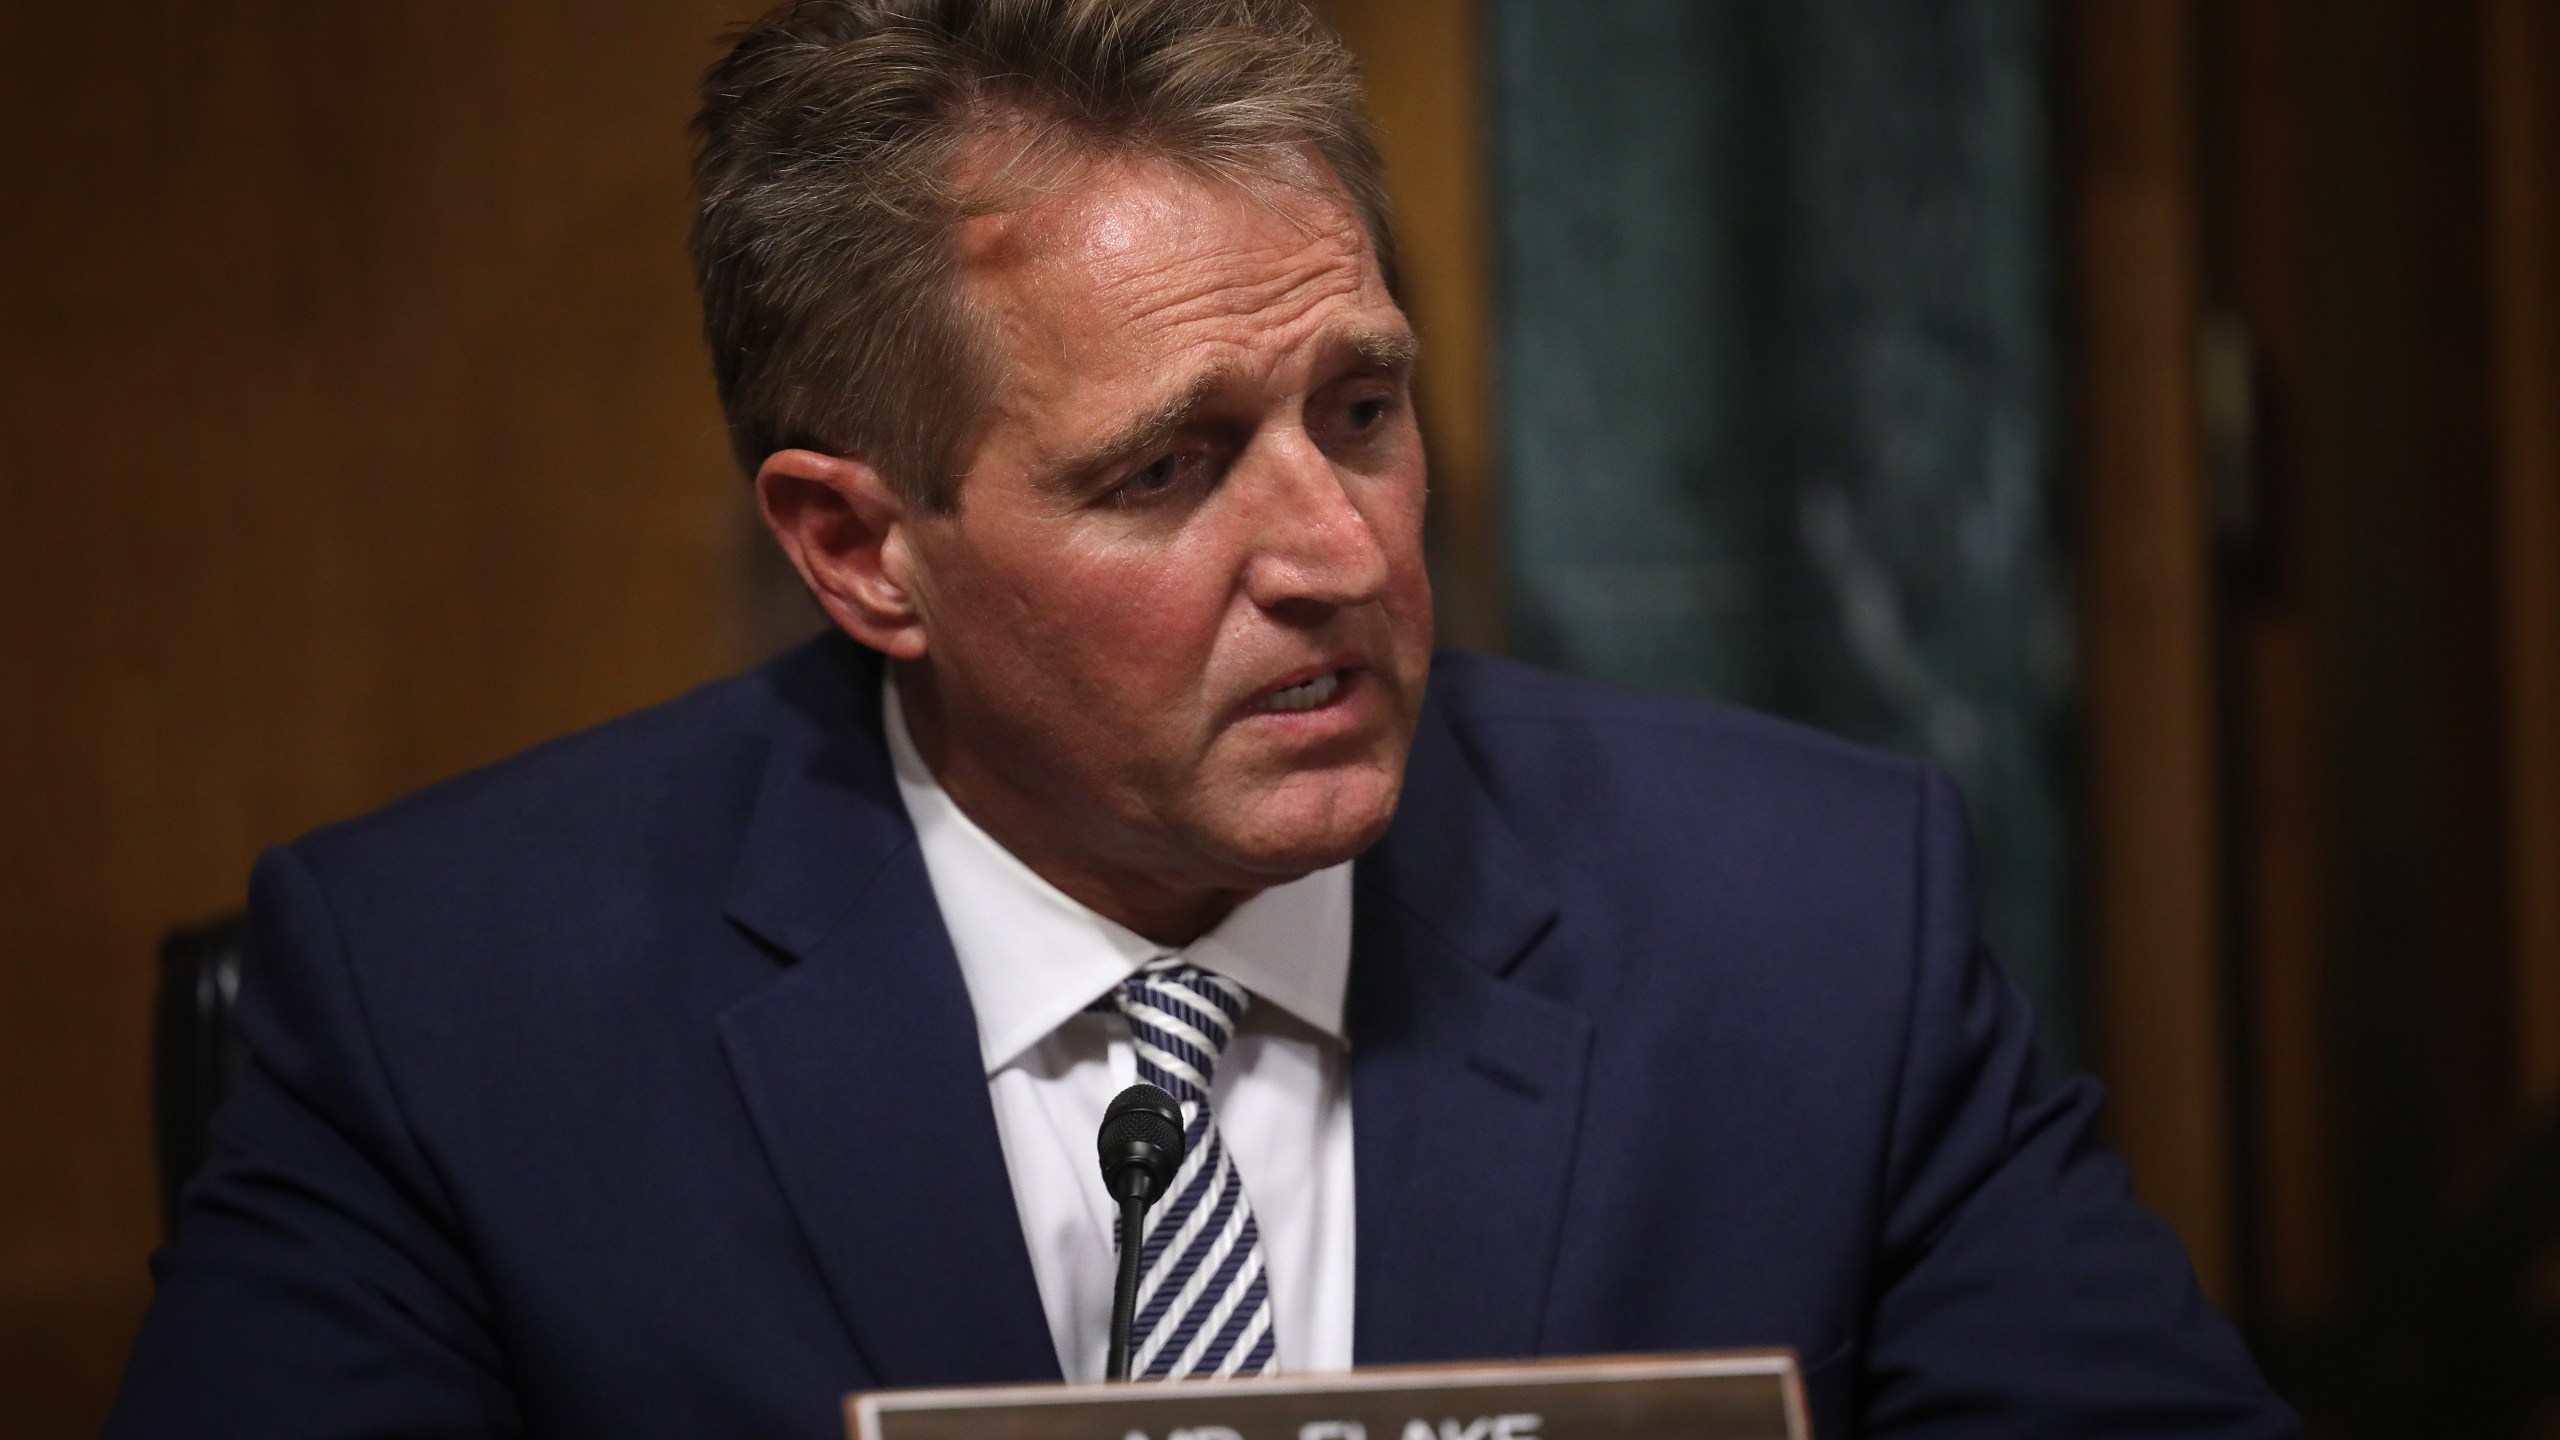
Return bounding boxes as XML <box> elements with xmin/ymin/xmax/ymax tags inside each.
<box><xmin>1239</xmin><ymin>430</ymin><xmax>1392</xmax><ymax>615</ymax></box>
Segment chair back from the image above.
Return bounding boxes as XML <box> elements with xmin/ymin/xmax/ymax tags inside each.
<box><xmin>154</xmin><ymin>915</ymin><xmax>249</xmax><ymax>1236</ymax></box>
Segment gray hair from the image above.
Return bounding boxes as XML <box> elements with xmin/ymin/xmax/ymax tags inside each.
<box><xmin>690</xmin><ymin>0</ymin><xmax>1396</xmax><ymax>509</ymax></box>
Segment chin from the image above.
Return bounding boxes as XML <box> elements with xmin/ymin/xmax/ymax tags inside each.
<box><xmin>1206</xmin><ymin>763</ymin><xmax>1405</xmax><ymax>880</ymax></box>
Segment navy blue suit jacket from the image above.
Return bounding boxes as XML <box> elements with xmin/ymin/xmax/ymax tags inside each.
<box><xmin>111</xmin><ymin>637</ymin><xmax>2293</xmax><ymax>1438</ymax></box>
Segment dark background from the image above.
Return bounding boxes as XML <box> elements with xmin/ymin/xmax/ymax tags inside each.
<box><xmin>3</xmin><ymin>1</ymin><xmax>2554</xmax><ymax>1434</ymax></box>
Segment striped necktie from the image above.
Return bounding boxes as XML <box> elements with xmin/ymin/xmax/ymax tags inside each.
<box><xmin>1105</xmin><ymin>959</ymin><xmax>1281</xmax><ymax>1379</ymax></box>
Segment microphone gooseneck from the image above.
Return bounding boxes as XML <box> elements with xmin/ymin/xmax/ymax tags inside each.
<box><xmin>1097</xmin><ymin>1081</ymin><xmax>1186</xmax><ymax>1381</ymax></box>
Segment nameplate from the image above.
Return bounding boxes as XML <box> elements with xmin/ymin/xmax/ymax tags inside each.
<box><xmin>847</xmin><ymin>1350</ymin><xmax>1807</xmax><ymax>1440</ymax></box>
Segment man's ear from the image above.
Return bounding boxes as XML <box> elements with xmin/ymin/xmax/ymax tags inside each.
<box><xmin>754</xmin><ymin>448</ymin><xmax>930</xmax><ymax>660</ymax></box>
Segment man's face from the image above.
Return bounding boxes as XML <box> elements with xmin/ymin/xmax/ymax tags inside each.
<box><xmin>897</xmin><ymin>153</ymin><xmax>1432</xmax><ymax>924</ymax></box>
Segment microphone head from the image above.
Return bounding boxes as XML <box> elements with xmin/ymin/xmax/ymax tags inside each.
<box><xmin>1097</xmin><ymin>1082</ymin><xmax>1186</xmax><ymax>1203</ymax></box>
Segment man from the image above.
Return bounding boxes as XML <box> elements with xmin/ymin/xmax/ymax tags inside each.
<box><xmin>111</xmin><ymin>1</ymin><xmax>2296</xmax><ymax>1436</ymax></box>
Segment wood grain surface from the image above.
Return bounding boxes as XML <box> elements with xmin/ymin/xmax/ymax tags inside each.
<box><xmin>0</xmin><ymin>4</ymin><xmax>763</xmax><ymax>1431</ymax></box>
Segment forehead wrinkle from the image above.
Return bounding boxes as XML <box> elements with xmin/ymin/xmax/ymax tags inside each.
<box><xmin>1022</xmin><ymin>258</ymin><xmax>1404</xmax><ymax>476</ymax></box>
<box><xmin>958</xmin><ymin>156</ymin><xmax>1399</xmax><ymax>501</ymax></box>
<box><xmin>1032</xmin><ymin>313</ymin><xmax>1414</xmax><ymax>494</ymax></box>
<box><xmin>971</xmin><ymin>201</ymin><xmax>1365</xmax><ymax>399</ymax></box>
<box><xmin>1080</xmin><ymin>195</ymin><xmax>1370</xmax><ymax>330</ymax></box>
<box><xmin>1097</xmin><ymin>249</ymin><xmax>1367</xmax><ymax>374</ymax></box>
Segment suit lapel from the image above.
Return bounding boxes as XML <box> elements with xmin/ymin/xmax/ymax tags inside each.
<box><xmin>1350</xmin><ymin>693</ymin><xmax>1595</xmax><ymax>1366</ymax></box>
<box><xmin>711</xmin><ymin>641</ymin><xmax>1593</xmax><ymax>1378</ymax></box>
<box><xmin>716</xmin><ymin>638</ymin><xmax>1061</xmax><ymax>1388</ymax></box>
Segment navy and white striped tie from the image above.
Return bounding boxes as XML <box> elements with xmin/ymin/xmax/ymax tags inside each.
<box><xmin>1105</xmin><ymin>959</ymin><xmax>1280</xmax><ymax>1380</ymax></box>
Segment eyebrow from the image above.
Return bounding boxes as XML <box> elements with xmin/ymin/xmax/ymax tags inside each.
<box><xmin>1041</xmin><ymin>325</ymin><xmax>1422</xmax><ymax>491</ymax></box>
<box><xmin>1045</xmin><ymin>365</ymin><xmax>1236</xmax><ymax>491</ymax></box>
<box><xmin>1343</xmin><ymin>327</ymin><xmax>1421</xmax><ymax>378</ymax></box>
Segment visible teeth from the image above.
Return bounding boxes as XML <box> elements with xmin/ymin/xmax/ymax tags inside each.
<box><xmin>1260</xmin><ymin>671</ymin><xmax>1341</xmax><ymax>713</ymax></box>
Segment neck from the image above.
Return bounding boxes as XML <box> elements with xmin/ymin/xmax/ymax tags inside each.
<box><xmin>892</xmin><ymin>660</ymin><xmax>1258</xmax><ymax>947</ymax></box>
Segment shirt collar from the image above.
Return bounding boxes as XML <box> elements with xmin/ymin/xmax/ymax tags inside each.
<box><xmin>883</xmin><ymin>668</ymin><xmax>1352</xmax><ymax>1076</ymax></box>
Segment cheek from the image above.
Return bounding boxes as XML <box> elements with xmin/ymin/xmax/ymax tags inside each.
<box><xmin>1363</xmin><ymin>465</ymin><xmax>1434</xmax><ymax>597</ymax></box>
<box><xmin>974</xmin><ymin>528</ymin><xmax>1238</xmax><ymax>700</ymax></box>
<box><xmin>1384</xmin><ymin>485</ymin><xmax>1430</xmax><ymax>570</ymax></box>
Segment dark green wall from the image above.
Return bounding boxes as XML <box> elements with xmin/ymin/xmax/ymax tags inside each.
<box><xmin>1490</xmin><ymin>0</ymin><xmax>2078</xmax><ymax>1060</ymax></box>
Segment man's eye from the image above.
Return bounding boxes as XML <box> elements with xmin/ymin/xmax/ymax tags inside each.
<box><xmin>1108</xmin><ymin>452</ymin><xmax>1192</xmax><ymax>506</ymax></box>
<box><xmin>1325</xmin><ymin>391</ymin><xmax>1401</xmax><ymax>442</ymax></box>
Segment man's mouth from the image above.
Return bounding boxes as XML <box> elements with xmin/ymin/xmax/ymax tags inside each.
<box><xmin>1255</xmin><ymin>669</ymin><xmax>1345</xmax><ymax>714</ymax></box>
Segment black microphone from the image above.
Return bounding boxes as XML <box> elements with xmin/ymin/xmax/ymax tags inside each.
<box><xmin>1097</xmin><ymin>1082</ymin><xmax>1186</xmax><ymax>1381</ymax></box>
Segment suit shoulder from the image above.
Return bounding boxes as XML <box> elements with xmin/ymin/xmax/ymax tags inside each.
<box><xmin>302</xmin><ymin>676</ymin><xmax>741</xmax><ymax>854</ymax></box>
<box><xmin>1426</xmin><ymin>648</ymin><xmax>1931</xmax><ymax>810</ymax></box>
<box><xmin>282</xmin><ymin>640</ymin><xmax>854</xmax><ymax>900</ymax></box>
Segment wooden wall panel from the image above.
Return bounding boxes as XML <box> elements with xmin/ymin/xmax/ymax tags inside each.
<box><xmin>2484</xmin><ymin>0</ymin><xmax>2560</xmax><ymax>1113</ymax></box>
<box><xmin>2205</xmin><ymin>0</ymin><xmax>2343</xmax><ymax>1324</ymax></box>
<box><xmin>0</xmin><ymin>4</ymin><xmax>761</xmax><ymax>1431</ymax></box>
<box><xmin>2071</xmin><ymin>0</ymin><xmax>2235</xmax><ymax>1304</ymax></box>
<box><xmin>1310</xmin><ymin>0</ymin><xmax>1499</xmax><ymax>651</ymax></box>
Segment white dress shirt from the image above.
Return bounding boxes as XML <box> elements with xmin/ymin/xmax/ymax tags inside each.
<box><xmin>883</xmin><ymin>673</ymin><xmax>1357</xmax><ymax>1381</ymax></box>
